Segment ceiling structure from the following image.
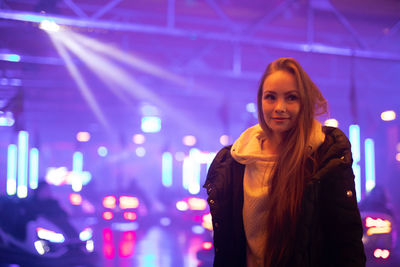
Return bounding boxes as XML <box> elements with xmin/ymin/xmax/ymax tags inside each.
<box><xmin>0</xmin><ymin>0</ymin><xmax>399</xmax><ymax>150</ymax></box>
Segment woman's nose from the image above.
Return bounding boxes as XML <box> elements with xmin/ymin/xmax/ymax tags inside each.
<box><xmin>274</xmin><ymin>98</ymin><xmax>286</xmax><ymax>113</ymax></box>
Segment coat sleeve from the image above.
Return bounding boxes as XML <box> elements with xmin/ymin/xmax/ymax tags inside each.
<box><xmin>319</xmin><ymin>160</ymin><xmax>366</xmax><ymax>267</ymax></box>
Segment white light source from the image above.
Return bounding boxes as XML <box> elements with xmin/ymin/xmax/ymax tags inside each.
<box><xmin>381</xmin><ymin>110</ymin><xmax>396</xmax><ymax>121</ymax></box>
<box><xmin>324</xmin><ymin>118</ymin><xmax>339</xmax><ymax>127</ymax></box>
<box><xmin>141</xmin><ymin>116</ymin><xmax>161</xmax><ymax>133</ymax></box>
<box><xmin>39</xmin><ymin>20</ymin><xmax>60</xmax><ymax>32</ymax></box>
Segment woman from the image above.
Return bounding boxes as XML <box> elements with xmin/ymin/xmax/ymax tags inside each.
<box><xmin>204</xmin><ymin>58</ymin><xmax>366</xmax><ymax>266</ymax></box>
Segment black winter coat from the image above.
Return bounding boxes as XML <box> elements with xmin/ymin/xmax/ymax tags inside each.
<box><xmin>203</xmin><ymin>126</ymin><xmax>366</xmax><ymax>267</ymax></box>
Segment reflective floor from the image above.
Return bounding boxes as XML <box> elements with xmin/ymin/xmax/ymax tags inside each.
<box><xmin>92</xmin><ymin>222</ymin><xmax>213</xmax><ymax>267</ymax></box>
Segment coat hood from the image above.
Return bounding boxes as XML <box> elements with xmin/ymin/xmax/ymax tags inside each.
<box><xmin>231</xmin><ymin>120</ymin><xmax>325</xmax><ymax>165</ymax></box>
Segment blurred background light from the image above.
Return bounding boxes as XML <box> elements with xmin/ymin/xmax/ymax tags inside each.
<box><xmin>132</xmin><ymin>134</ymin><xmax>146</xmax><ymax>144</ymax></box>
<box><xmin>141</xmin><ymin>116</ymin><xmax>161</xmax><ymax>133</ymax></box>
<box><xmin>176</xmin><ymin>201</ymin><xmax>189</xmax><ymax>211</ymax></box>
<box><xmin>76</xmin><ymin>131</ymin><xmax>91</xmax><ymax>142</ymax></box>
<box><xmin>0</xmin><ymin>111</ymin><xmax>15</xmax><ymax>126</ymax></box>
<box><xmin>349</xmin><ymin>125</ymin><xmax>361</xmax><ymax>202</ymax></box>
<box><xmin>381</xmin><ymin>110</ymin><xmax>396</xmax><ymax>121</ymax></box>
<box><xmin>119</xmin><ymin>196</ymin><xmax>139</xmax><ymax>209</ymax></box>
<box><xmin>324</xmin><ymin>118</ymin><xmax>339</xmax><ymax>127</ymax></box>
<box><xmin>17</xmin><ymin>131</ymin><xmax>28</xmax><ymax>198</ymax></box>
<box><xmin>7</xmin><ymin>144</ymin><xmax>17</xmax><ymax>196</ymax></box>
<box><xmin>162</xmin><ymin>152</ymin><xmax>173</xmax><ymax>187</ymax></box>
<box><xmin>246</xmin><ymin>102</ymin><xmax>256</xmax><ymax>113</ymax></box>
<box><xmin>39</xmin><ymin>20</ymin><xmax>60</xmax><ymax>32</ymax></box>
<box><xmin>219</xmin><ymin>135</ymin><xmax>230</xmax><ymax>146</ymax></box>
<box><xmin>69</xmin><ymin>193</ymin><xmax>82</xmax><ymax>205</ymax></box>
<box><xmin>0</xmin><ymin>53</ymin><xmax>21</xmax><ymax>62</ymax></box>
<box><xmin>135</xmin><ymin>147</ymin><xmax>146</xmax><ymax>157</ymax></box>
<box><xmin>365</xmin><ymin>139</ymin><xmax>376</xmax><ymax>193</ymax></box>
<box><xmin>97</xmin><ymin>146</ymin><xmax>108</xmax><ymax>157</ymax></box>
<box><xmin>29</xmin><ymin>148</ymin><xmax>39</xmax><ymax>190</ymax></box>
<box><xmin>160</xmin><ymin>217</ymin><xmax>171</xmax><ymax>226</ymax></box>
<box><xmin>182</xmin><ymin>135</ymin><xmax>196</xmax><ymax>146</ymax></box>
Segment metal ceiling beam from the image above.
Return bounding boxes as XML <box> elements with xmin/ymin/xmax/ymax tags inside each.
<box><xmin>0</xmin><ymin>9</ymin><xmax>399</xmax><ymax>63</ymax></box>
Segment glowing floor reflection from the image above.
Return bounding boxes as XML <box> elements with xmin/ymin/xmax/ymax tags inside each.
<box><xmin>98</xmin><ymin>225</ymin><xmax>208</xmax><ymax>267</ymax></box>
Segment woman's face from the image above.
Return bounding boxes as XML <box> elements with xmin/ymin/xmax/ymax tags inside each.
<box><xmin>262</xmin><ymin>70</ymin><xmax>301</xmax><ymax>137</ymax></box>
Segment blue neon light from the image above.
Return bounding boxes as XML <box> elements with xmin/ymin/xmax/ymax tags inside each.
<box><xmin>72</xmin><ymin>152</ymin><xmax>83</xmax><ymax>192</ymax></box>
<box><xmin>73</xmin><ymin>151</ymin><xmax>83</xmax><ymax>172</ymax></box>
<box><xmin>17</xmin><ymin>131</ymin><xmax>29</xmax><ymax>198</ymax></box>
<box><xmin>349</xmin><ymin>125</ymin><xmax>361</xmax><ymax>202</ymax></box>
<box><xmin>162</xmin><ymin>152</ymin><xmax>173</xmax><ymax>187</ymax></box>
<box><xmin>0</xmin><ymin>53</ymin><xmax>21</xmax><ymax>62</ymax></box>
<box><xmin>365</xmin><ymin>138</ymin><xmax>376</xmax><ymax>193</ymax></box>
<box><xmin>29</xmin><ymin>148</ymin><xmax>39</xmax><ymax>190</ymax></box>
<box><xmin>7</xmin><ymin>144</ymin><xmax>17</xmax><ymax>195</ymax></box>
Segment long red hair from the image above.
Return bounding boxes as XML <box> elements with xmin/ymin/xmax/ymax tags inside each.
<box><xmin>256</xmin><ymin>58</ymin><xmax>327</xmax><ymax>266</ymax></box>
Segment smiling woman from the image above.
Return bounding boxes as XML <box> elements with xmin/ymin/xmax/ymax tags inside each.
<box><xmin>204</xmin><ymin>57</ymin><xmax>366</xmax><ymax>267</ymax></box>
<box><xmin>261</xmin><ymin>70</ymin><xmax>300</xmax><ymax>145</ymax></box>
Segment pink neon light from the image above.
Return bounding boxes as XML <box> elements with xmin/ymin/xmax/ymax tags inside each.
<box><xmin>103</xmin><ymin>228</ymin><xmax>114</xmax><ymax>259</ymax></box>
<box><xmin>119</xmin><ymin>231</ymin><xmax>136</xmax><ymax>257</ymax></box>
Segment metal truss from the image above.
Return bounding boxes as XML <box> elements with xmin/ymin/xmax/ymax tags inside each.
<box><xmin>0</xmin><ymin>0</ymin><xmax>399</xmax><ymax>80</ymax></box>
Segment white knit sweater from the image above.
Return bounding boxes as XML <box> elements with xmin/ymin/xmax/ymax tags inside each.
<box><xmin>231</xmin><ymin>121</ymin><xmax>325</xmax><ymax>267</ymax></box>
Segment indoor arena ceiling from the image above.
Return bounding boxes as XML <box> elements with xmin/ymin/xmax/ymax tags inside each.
<box><xmin>0</xmin><ymin>0</ymin><xmax>399</xmax><ymax>147</ymax></box>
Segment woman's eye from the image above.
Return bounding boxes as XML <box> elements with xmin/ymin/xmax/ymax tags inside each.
<box><xmin>287</xmin><ymin>94</ymin><xmax>298</xmax><ymax>101</ymax></box>
<box><xmin>264</xmin><ymin>94</ymin><xmax>275</xmax><ymax>100</ymax></box>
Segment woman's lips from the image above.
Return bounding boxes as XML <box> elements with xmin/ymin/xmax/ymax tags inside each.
<box><xmin>272</xmin><ymin>117</ymin><xmax>289</xmax><ymax>122</ymax></box>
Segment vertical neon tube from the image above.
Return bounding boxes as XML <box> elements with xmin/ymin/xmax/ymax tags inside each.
<box><xmin>188</xmin><ymin>148</ymin><xmax>200</xmax><ymax>195</ymax></box>
<box><xmin>182</xmin><ymin>156</ymin><xmax>192</xmax><ymax>190</ymax></box>
<box><xmin>7</xmin><ymin>144</ymin><xmax>17</xmax><ymax>195</ymax></box>
<box><xmin>162</xmin><ymin>152</ymin><xmax>173</xmax><ymax>187</ymax></box>
<box><xmin>206</xmin><ymin>152</ymin><xmax>216</xmax><ymax>172</ymax></box>
<box><xmin>349</xmin><ymin>125</ymin><xmax>361</xmax><ymax>202</ymax></box>
<box><xmin>365</xmin><ymin>138</ymin><xmax>375</xmax><ymax>193</ymax></box>
<box><xmin>29</xmin><ymin>148</ymin><xmax>39</xmax><ymax>190</ymax></box>
<box><xmin>17</xmin><ymin>131</ymin><xmax>29</xmax><ymax>198</ymax></box>
<box><xmin>72</xmin><ymin>151</ymin><xmax>83</xmax><ymax>192</ymax></box>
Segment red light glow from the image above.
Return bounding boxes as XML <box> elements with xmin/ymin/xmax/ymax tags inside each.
<box><xmin>103</xmin><ymin>195</ymin><xmax>117</xmax><ymax>209</ymax></box>
<box><xmin>103</xmin><ymin>211</ymin><xmax>114</xmax><ymax>221</ymax></box>
<box><xmin>187</xmin><ymin>197</ymin><xmax>207</xmax><ymax>210</ymax></box>
<box><xmin>123</xmin><ymin>211</ymin><xmax>137</xmax><ymax>221</ymax></box>
<box><xmin>202</xmin><ymin>241</ymin><xmax>213</xmax><ymax>250</ymax></box>
<box><xmin>102</xmin><ymin>228</ymin><xmax>114</xmax><ymax>259</ymax></box>
<box><xmin>69</xmin><ymin>193</ymin><xmax>82</xmax><ymax>205</ymax></box>
<box><xmin>119</xmin><ymin>196</ymin><xmax>139</xmax><ymax>209</ymax></box>
<box><xmin>374</xmin><ymin>249</ymin><xmax>390</xmax><ymax>259</ymax></box>
<box><xmin>119</xmin><ymin>231</ymin><xmax>136</xmax><ymax>257</ymax></box>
